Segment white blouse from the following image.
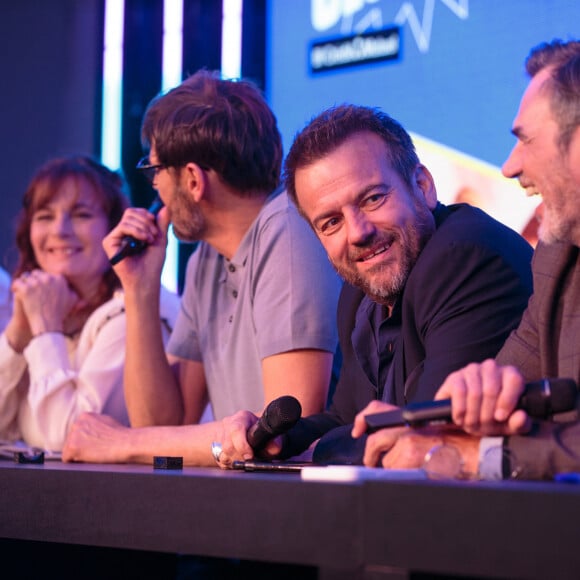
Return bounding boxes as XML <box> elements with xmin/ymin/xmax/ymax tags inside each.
<box><xmin>0</xmin><ymin>287</ymin><xmax>180</xmax><ymax>451</ymax></box>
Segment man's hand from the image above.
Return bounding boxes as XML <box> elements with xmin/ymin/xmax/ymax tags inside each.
<box><xmin>351</xmin><ymin>380</ymin><xmax>512</xmax><ymax>471</ymax></box>
<box><xmin>103</xmin><ymin>206</ymin><xmax>170</xmax><ymax>291</ymax></box>
<box><xmin>214</xmin><ymin>410</ymin><xmax>284</xmax><ymax>469</ymax></box>
<box><xmin>352</xmin><ymin>401</ymin><xmax>448</xmax><ymax>468</ymax></box>
<box><xmin>435</xmin><ymin>359</ymin><xmax>531</xmax><ymax>436</ymax></box>
<box><xmin>352</xmin><ymin>400</ymin><xmax>406</xmax><ymax>466</ymax></box>
<box><xmin>382</xmin><ymin>427</ymin><xmax>480</xmax><ymax>474</ymax></box>
<box><xmin>62</xmin><ymin>412</ymin><xmax>131</xmax><ymax>463</ymax></box>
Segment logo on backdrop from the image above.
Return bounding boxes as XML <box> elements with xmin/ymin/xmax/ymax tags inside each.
<box><xmin>310</xmin><ymin>26</ymin><xmax>400</xmax><ymax>73</ymax></box>
<box><xmin>310</xmin><ymin>0</ymin><xmax>469</xmax><ymax>53</ymax></box>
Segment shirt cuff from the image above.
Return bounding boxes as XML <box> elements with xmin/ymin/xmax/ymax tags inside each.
<box><xmin>478</xmin><ymin>436</ymin><xmax>504</xmax><ymax>480</ymax></box>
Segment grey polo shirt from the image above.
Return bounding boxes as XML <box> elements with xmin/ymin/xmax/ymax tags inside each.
<box><xmin>167</xmin><ymin>190</ymin><xmax>342</xmax><ymax>419</ymax></box>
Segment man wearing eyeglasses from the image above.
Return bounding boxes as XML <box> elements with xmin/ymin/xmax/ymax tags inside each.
<box><xmin>62</xmin><ymin>69</ymin><xmax>341</xmax><ymax>465</ymax></box>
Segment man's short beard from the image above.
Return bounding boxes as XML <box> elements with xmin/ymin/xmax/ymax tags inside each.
<box><xmin>333</xmin><ymin>248</ymin><xmax>410</xmax><ymax>306</ymax></box>
<box><xmin>171</xmin><ymin>186</ymin><xmax>207</xmax><ymax>242</ymax></box>
<box><xmin>538</xmin><ymin>204</ymin><xmax>579</xmax><ymax>246</ymax></box>
<box><xmin>332</xmin><ymin>199</ymin><xmax>435</xmax><ymax>306</ymax></box>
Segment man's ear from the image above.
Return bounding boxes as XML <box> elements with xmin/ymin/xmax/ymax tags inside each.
<box><xmin>182</xmin><ymin>162</ymin><xmax>207</xmax><ymax>202</ymax></box>
<box><xmin>413</xmin><ymin>164</ymin><xmax>438</xmax><ymax>209</ymax></box>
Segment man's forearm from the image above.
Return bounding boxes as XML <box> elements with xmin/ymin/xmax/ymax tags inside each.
<box><xmin>124</xmin><ymin>422</ymin><xmax>220</xmax><ymax>467</ymax></box>
<box><xmin>124</xmin><ymin>289</ymin><xmax>183</xmax><ymax>427</ymax></box>
<box><xmin>278</xmin><ymin>413</ymin><xmax>343</xmax><ymax>460</ymax></box>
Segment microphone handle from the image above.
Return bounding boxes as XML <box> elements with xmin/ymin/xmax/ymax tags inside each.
<box><xmin>365</xmin><ymin>378</ymin><xmax>578</xmax><ymax>433</ymax></box>
<box><xmin>365</xmin><ymin>399</ymin><xmax>452</xmax><ymax>433</ymax></box>
<box><xmin>109</xmin><ymin>197</ymin><xmax>164</xmax><ymax>266</ymax></box>
<box><xmin>247</xmin><ymin>421</ymin><xmax>275</xmax><ymax>451</ymax></box>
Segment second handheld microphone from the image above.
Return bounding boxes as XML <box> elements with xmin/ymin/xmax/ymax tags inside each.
<box><xmin>364</xmin><ymin>378</ymin><xmax>578</xmax><ymax>433</ymax></box>
<box><xmin>109</xmin><ymin>196</ymin><xmax>164</xmax><ymax>266</ymax></box>
<box><xmin>247</xmin><ymin>395</ymin><xmax>302</xmax><ymax>452</ymax></box>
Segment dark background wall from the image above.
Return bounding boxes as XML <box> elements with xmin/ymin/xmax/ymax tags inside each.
<box><xmin>0</xmin><ymin>0</ymin><xmax>103</xmax><ymax>273</ymax></box>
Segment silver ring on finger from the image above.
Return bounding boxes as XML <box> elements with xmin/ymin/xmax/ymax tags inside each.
<box><xmin>211</xmin><ymin>441</ymin><xmax>223</xmax><ymax>464</ymax></box>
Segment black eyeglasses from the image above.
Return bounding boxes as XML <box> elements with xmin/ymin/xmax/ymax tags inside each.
<box><xmin>136</xmin><ymin>156</ymin><xmax>166</xmax><ymax>183</ymax></box>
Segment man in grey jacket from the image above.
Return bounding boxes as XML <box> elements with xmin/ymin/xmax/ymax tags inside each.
<box><xmin>353</xmin><ymin>38</ymin><xmax>580</xmax><ymax>481</ymax></box>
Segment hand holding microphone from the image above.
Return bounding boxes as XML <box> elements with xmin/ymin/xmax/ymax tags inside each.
<box><xmin>109</xmin><ymin>196</ymin><xmax>164</xmax><ymax>265</ymax></box>
<box><xmin>364</xmin><ymin>378</ymin><xmax>578</xmax><ymax>433</ymax></box>
<box><xmin>212</xmin><ymin>395</ymin><xmax>302</xmax><ymax>469</ymax></box>
<box><xmin>247</xmin><ymin>395</ymin><xmax>302</xmax><ymax>452</ymax></box>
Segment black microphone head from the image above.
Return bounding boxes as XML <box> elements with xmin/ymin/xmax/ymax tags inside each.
<box><xmin>520</xmin><ymin>378</ymin><xmax>578</xmax><ymax>418</ymax></box>
<box><xmin>263</xmin><ymin>395</ymin><xmax>302</xmax><ymax>434</ymax></box>
<box><xmin>546</xmin><ymin>378</ymin><xmax>578</xmax><ymax>414</ymax></box>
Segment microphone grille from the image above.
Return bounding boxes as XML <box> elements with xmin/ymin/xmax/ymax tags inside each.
<box><xmin>522</xmin><ymin>378</ymin><xmax>578</xmax><ymax>417</ymax></box>
<box><xmin>265</xmin><ymin>395</ymin><xmax>302</xmax><ymax>431</ymax></box>
<box><xmin>548</xmin><ymin>378</ymin><xmax>578</xmax><ymax>414</ymax></box>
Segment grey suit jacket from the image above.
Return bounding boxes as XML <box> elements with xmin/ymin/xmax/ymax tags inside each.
<box><xmin>497</xmin><ymin>241</ymin><xmax>580</xmax><ymax>382</ymax></box>
<box><xmin>498</xmin><ymin>242</ymin><xmax>580</xmax><ymax>479</ymax></box>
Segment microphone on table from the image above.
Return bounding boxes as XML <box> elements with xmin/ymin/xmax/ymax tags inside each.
<box><xmin>247</xmin><ymin>395</ymin><xmax>302</xmax><ymax>452</ymax></box>
<box><xmin>364</xmin><ymin>378</ymin><xmax>578</xmax><ymax>433</ymax></box>
<box><xmin>109</xmin><ymin>196</ymin><xmax>164</xmax><ymax>266</ymax></box>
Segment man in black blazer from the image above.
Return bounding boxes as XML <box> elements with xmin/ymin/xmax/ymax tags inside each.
<box><xmin>215</xmin><ymin>103</ymin><xmax>533</xmax><ymax>467</ymax></box>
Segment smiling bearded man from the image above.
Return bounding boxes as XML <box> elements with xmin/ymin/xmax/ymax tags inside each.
<box><xmin>247</xmin><ymin>103</ymin><xmax>536</xmax><ymax>465</ymax></box>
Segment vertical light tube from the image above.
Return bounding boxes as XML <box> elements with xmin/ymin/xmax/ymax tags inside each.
<box><xmin>160</xmin><ymin>0</ymin><xmax>184</xmax><ymax>293</ymax></box>
<box><xmin>162</xmin><ymin>0</ymin><xmax>184</xmax><ymax>91</ymax></box>
<box><xmin>101</xmin><ymin>0</ymin><xmax>125</xmax><ymax>170</ymax></box>
<box><xmin>160</xmin><ymin>0</ymin><xmax>244</xmax><ymax>292</ymax></box>
<box><xmin>222</xmin><ymin>0</ymin><xmax>243</xmax><ymax>78</ymax></box>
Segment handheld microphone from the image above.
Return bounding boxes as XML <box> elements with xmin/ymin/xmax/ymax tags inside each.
<box><xmin>247</xmin><ymin>395</ymin><xmax>302</xmax><ymax>452</ymax></box>
<box><xmin>364</xmin><ymin>378</ymin><xmax>578</xmax><ymax>433</ymax></box>
<box><xmin>109</xmin><ymin>196</ymin><xmax>164</xmax><ymax>266</ymax></box>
